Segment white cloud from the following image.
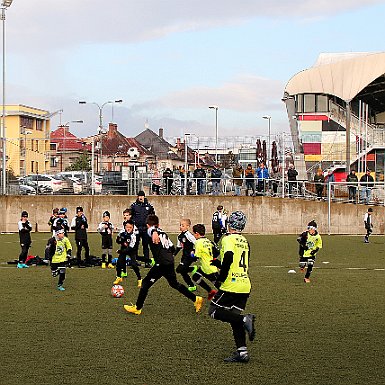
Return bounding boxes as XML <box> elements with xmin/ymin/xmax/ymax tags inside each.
<box><xmin>8</xmin><ymin>0</ymin><xmax>383</xmax><ymax>50</ymax></box>
<box><xmin>132</xmin><ymin>74</ymin><xmax>284</xmax><ymax>113</ymax></box>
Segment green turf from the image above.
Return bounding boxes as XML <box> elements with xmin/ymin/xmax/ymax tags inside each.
<box><xmin>0</xmin><ymin>233</ymin><xmax>384</xmax><ymax>385</ymax></box>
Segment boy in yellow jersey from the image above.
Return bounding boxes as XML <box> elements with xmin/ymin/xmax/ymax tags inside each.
<box><xmin>297</xmin><ymin>220</ymin><xmax>323</xmax><ymax>283</ymax></box>
<box><xmin>191</xmin><ymin>223</ymin><xmax>219</xmax><ymax>300</ymax></box>
<box><xmin>45</xmin><ymin>229</ymin><xmax>72</xmax><ymax>291</ymax></box>
<box><xmin>208</xmin><ymin>211</ymin><xmax>255</xmax><ymax>363</ymax></box>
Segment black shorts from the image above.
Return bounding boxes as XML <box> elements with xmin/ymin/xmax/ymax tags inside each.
<box><xmin>101</xmin><ymin>236</ymin><xmax>113</xmax><ymax>249</ymax></box>
<box><xmin>211</xmin><ymin>290</ymin><xmax>249</xmax><ymax>314</ymax></box>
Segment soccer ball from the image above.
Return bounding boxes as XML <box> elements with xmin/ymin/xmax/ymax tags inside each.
<box><xmin>111</xmin><ymin>284</ymin><xmax>124</xmax><ymax>298</ymax></box>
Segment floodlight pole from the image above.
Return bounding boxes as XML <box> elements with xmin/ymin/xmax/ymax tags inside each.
<box><xmin>209</xmin><ymin>105</ymin><xmax>219</xmax><ymax>164</ymax></box>
<box><xmin>1</xmin><ymin>0</ymin><xmax>13</xmax><ymax>194</ymax></box>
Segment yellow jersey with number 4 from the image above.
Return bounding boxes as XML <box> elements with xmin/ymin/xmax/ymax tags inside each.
<box><xmin>220</xmin><ymin>233</ymin><xmax>251</xmax><ymax>293</ymax></box>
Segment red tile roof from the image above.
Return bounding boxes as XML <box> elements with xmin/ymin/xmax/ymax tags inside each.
<box><xmin>50</xmin><ymin>126</ymin><xmax>90</xmax><ymax>151</ymax></box>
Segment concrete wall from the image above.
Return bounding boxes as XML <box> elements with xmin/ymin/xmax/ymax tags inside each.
<box><xmin>1</xmin><ymin>195</ymin><xmax>383</xmax><ymax>235</ymax></box>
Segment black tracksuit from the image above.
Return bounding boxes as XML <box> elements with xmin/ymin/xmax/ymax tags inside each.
<box><xmin>130</xmin><ymin>199</ymin><xmax>155</xmax><ymax>261</ymax></box>
<box><xmin>71</xmin><ymin>215</ymin><xmax>90</xmax><ymax>265</ymax></box>
<box><xmin>135</xmin><ymin>227</ymin><xmax>196</xmax><ymax>310</ymax></box>
<box><xmin>175</xmin><ymin>230</ymin><xmax>197</xmax><ymax>287</ymax></box>
<box><xmin>116</xmin><ymin>230</ymin><xmax>141</xmax><ymax>280</ymax></box>
<box><xmin>18</xmin><ymin>219</ymin><xmax>32</xmax><ymax>263</ymax></box>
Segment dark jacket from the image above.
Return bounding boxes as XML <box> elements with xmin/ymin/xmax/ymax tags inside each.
<box><xmin>148</xmin><ymin>226</ymin><xmax>175</xmax><ymax>265</ymax></box>
<box><xmin>163</xmin><ymin>168</ymin><xmax>173</xmax><ymax>181</ymax></box>
<box><xmin>52</xmin><ymin>217</ymin><xmax>70</xmax><ymax>236</ymax></box>
<box><xmin>287</xmin><ymin>168</ymin><xmax>298</xmax><ymax>181</ymax></box>
<box><xmin>18</xmin><ymin>220</ymin><xmax>32</xmax><ymax>245</ymax></box>
<box><xmin>211</xmin><ymin>168</ymin><xmax>222</xmax><ymax>182</ymax></box>
<box><xmin>346</xmin><ymin>172</ymin><xmax>358</xmax><ymax>186</ymax></box>
<box><xmin>314</xmin><ymin>174</ymin><xmax>325</xmax><ymax>186</ymax></box>
<box><xmin>71</xmin><ymin>215</ymin><xmax>88</xmax><ymax>240</ymax></box>
<box><xmin>193</xmin><ymin>167</ymin><xmax>206</xmax><ymax>179</ymax></box>
<box><xmin>360</xmin><ymin>174</ymin><xmax>374</xmax><ymax>188</ymax></box>
<box><xmin>130</xmin><ymin>198</ymin><xmax>155</xmax><ymax>231</ymax></box>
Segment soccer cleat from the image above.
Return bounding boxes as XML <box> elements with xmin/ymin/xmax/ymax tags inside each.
<box><xmin>137</xmin><ymin>279</ymin><xmax>142</xmax><ymax>288</ymax></box>
<box><xmin>224</xmin><ymin>351</ymin><xmax>250</xmax><ymax>363</ymax></box>
<box><xmin>304</xmin><ymin>278</ymin><xmax>311</xmax><ymax>283</ymax></box>
<box><xmin>101</xmin><ymin>262</ymin><xmax>106</xmax><ymax>269</ymax></box>
<box><xmin>107</xmin><ymin>263</ymin><xmax>114</xmax><ymax>269</ymax></box>
<box><xmin>188</xmin><ymin>286</ymin><xmax>197</xmax><ymax>292</ymax></box>
<box><xmin>17</xmin><ymin>262</ymin><xmax>24</xmax><ymax>269</ymax></box>
<box><xmin>300</xmin><ymin>267</ymin><xmax>305</xmax><ymax>273</ymax></box>
<box><xmin>243</xmin><ymin>314</ymin><xmax>256</xmax><ymax>341</ymax></box>
<box><xmin>57</xmin><ymin>285</ymin><xmax>65</xmax><ymax>291</ymax></box>
<box><xmin>124</xmin><ymin>304</ymin><xmax>142</xmax><ymax>315</ymax></box>
<box><xmin>207</xmin><ymin>289</ymin><xmax>217</xmax><ymax>301</ymax></box>
<box><xmin>113</xmin><ymin>277</ymin><xmax>123</xmax><ymax>285</ymax></box>
<box><xmin>121</xmin><ymin>271</ymin><xmax>128</xmax><ymax>277</ymax></box>
<box><xmin>194</xmin><ymin>296</ymin><xmax>204</xmax><ymax>313</ymax></box>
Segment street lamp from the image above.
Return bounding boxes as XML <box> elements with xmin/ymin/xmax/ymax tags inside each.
<box><xmin>209</xmin><ymin>105</ymin><xmax>219</xmax><ymax>164</ymax></box>
<box><xmin>1</xmin><ymin>0</ymin><xmax>13</xmax><ymax>194</ymax></box>
<box><xmin>79</xmin><ymin>99</ymin><xmax>122</xmax><ymax>172</ymax></box>
<box><xmin>262</xmin><ymin>115</ymin><xmax>271</xmax><ymax>167</ymax></box>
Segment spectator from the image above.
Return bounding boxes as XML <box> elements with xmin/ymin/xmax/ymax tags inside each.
<box><xmin>211</xmin><ymin>165</ymin><xmax>222</xmax><ymax>196</ymax></box>
<box><xmin>346</xmin><ymin>169</ymin><xmax>358</xmax><ymax>203</ymax></box>
<box><xmin>232</xmin><ymin>164</ymin><xmax>243</xmax><ymax>196</ymax></box>
<box><xmin>178</xmin><ymin>166</ymin><xmax>186</xmax><ymax>194</ymax></box>
<box><xmin>270</xmin><ymin>166</ymin><xmax>280</xmax><ymax>196</ymax></box>
<box><xmin>244</xmin><ymin>164</ymin><xmax>255</xmax><ymax>196</ymax></box>
<box><xmin>193</xmin><ymin>164</ymin><xmax>206</xmax><ymax>195</ymax></box>
<box><xmin>256</xmin><ymin>162</ymin><xmax>269</xmax><ymax>195</ymax></box>
<box><xmin>360</xmin><ymin>169</ymin><xmax>374</xmax><ymax>204</ymax></box>
<box><xmin>325</xmin><ymin>170</ymin><xmax>335</xmax><ymax>200</ymax></box>
<box><xmin>151</xmin><ymin>168</ymin><xmax>161</xmax><ymax>195</ymax></box>
<box><xmin>287</xmin><ymin>164</ymin><xmax>298</xmax><ymax>197</ymax></box>
<box><xmin>162</xmin><ymin>167</ymin><xmax>173</xmax><ymax>195</ymax></box>
<box><xmin>314</xmin><ymin>169</ymin><xmax>325</xmax><ymax>200</ymax></box>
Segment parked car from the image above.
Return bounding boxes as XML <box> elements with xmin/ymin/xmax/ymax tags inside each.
<box><xmin>101</xmin><ymin>171</ymin><xmax>127</xmax><ymax>195</ymax></box>
<box><xmin>23</xmin><ymin>174</ymin><xmax>63</xmax><ymax>193</ymax></box>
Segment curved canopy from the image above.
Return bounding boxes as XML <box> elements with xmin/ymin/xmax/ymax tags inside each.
<box><xmin>285</xmin><ymin>52</ymin><xmax>385</xmax><ymax>102</ymax></box>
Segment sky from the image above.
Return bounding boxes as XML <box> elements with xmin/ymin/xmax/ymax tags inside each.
<box><xmin>4</xmin><ymin>0</ymin><xmax>385</xmax><ymax>142</ymax></box>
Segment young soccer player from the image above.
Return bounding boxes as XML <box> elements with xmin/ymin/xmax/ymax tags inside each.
<box><xmin>191</xmin><ymin>223</ymin><xmax>219</xmax><ymax>300</ymax></box>
<box><xmin>208</xmin><ymin>211</ymin><xmax>256</xmax><ymax>363</ymax></box>
<box><xmin>297</xmin><ymin>220</ymin><xmax>323</xmax><ymax>283</ymax></box>
<box><xmin>174</xmin><ymin>218</ymin><xmax>197</xmax><ymax>291</ymax></box>
<box><xmin>363</xmin><ymin>208</ymin><xmax>373</xmax><ymax>243</ymax></box>
<box><xmin>52</xmin><ymin>208</ymin><xmax>70</xmax><ymax>236</ymax></box>
<box><xmin>47</xmin><ymin>208</ymin><xmax>59</xmax><ymax>233</ymax></box>
<box><xmin>114</xmin><ymin>220</ymin><xmax>142</xmax><ymax>287</ymax></box>
<box><xmin>123</xmin><ymin>215</ymin><xmax>203</xmax><ymax>315</ymax></box>
<box><xmin>97</xmin><ymin>211</ymin><xmax>114</xmax><ymax>268</ymax></box>
<box><xmin>17</xmin><ymin>211</ymin><xmax>32</xmax><ymax>269</ymax></box>
<box><xmin>45</xmin><ymin>229</ymin><xmax>72</xmax><ymax>291</ymax></box>
<box><xmin>70</xmin><ymin>206</ymin><xmax>90</xmax><ymax>267</ymax></box>
<box><xmin>212</xmin><ymin>205</ymin><xmax>228</xmax><ymax>244</ymax></box>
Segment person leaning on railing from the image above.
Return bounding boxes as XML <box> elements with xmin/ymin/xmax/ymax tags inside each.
<box><xmin>232</xmin><ymin>164</ymin><xmax>243</xmax><ymax>196</ymax></box>
<box><xmin>346</xmin><ymin>169</ymin><xmax>358</xmax><ymax>203</ymax></box>
<box><xmin>360</xmin><ymin>169</ymin><xmax>374</xmax><ymax>204</ymax></box>
<box><xmin>313</xmin><ymin>169</ymin><xmax>325</xmax><ymax>200</ymax></box>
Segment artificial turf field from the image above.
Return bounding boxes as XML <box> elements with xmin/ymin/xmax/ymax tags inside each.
<box><xmin>0</xmin><ymin>233</ymin><xmax>384</xmax><ymax>385</ymax></box>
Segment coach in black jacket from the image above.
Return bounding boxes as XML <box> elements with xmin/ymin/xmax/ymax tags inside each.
<box><xmin>130</xmin><ymin>191</ymin><xmax>155</xmax><ymax>265</ymax></box>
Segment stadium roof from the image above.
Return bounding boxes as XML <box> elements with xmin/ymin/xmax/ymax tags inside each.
<box><xmin>284</xmin><ymin>52</ymin><xmax>385</xmax><ymax>108</ymax></box>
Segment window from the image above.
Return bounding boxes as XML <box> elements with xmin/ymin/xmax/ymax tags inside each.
<box><xmin>316</xmin><ymin>95</ymin><xmax>328</xmax><ymax>112</ymax></box>
<box><xmin>50</xmin><ymin>143</ymin><xmax>57</xmax><ymax>151</ymax></box>
<box><xmin>50</xmin><ymin>157</ymin><xmax>57</xmax><ymax>167</ymax></box>
<box><xmin>304</xmin><ymin>94</ymin><xmax>316</xmax><ymax>113</ymax></box>
<box><xmin>296</xmin><ymin>94</ymin><xmax>303</xmax><ymax>113</ymax></box>
<box><xmin>20</xmin><ymin>117</ymin><xmax>34</xmax><ymax>129</ymax></box>
<box><xmin>36</xmin><ymin>120</ymin><xmax>43</xmax><ymax>131</ymax></box>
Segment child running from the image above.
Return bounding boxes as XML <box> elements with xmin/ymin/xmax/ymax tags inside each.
<box><xmin>208</xmin><ymin>211</ymin><xmax>256</xmax><ymax>363</ymax></box>
<box><xmin>174</xmin><ymin>218</ymin><xmax>197</xmax><ymax>291</ymax></box>
<box><xmin>114</xmin><ymin>220</ymin><xmax>142</xmax><ymax>288</ymax></box>
<box><xmin>297</xmin><ymin>220</ymin><xmax>323</xmax><ymax>283</ymax></box>
<box><xmin>124</xmin><ymin>215</ymin><xmax>203</xmax><ymax>315</ymax></box>
<box><xmin>191</xmin><ymin>223</ymin><xmax>219</xmax><ymax>300</ymax></box>
<box><xmin>97</xmin><ymin>211</ymin><xmax>114</xmax><ymax>268</ymax></box>
<box><xmin>45</xmin><ymin>229</ymin><xmax>72</xmax><ymax>291</ymax></box>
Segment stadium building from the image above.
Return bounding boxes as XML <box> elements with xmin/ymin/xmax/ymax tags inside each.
<box><xmin>283</xmin><ymin>52</ymin><xmax>385</xmax><ymax>181</ymax></box>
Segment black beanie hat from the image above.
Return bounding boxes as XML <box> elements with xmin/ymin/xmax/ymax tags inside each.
<box><xmin>76</xmin><ymin>206</ymin><xmax>83</xmax><ymax>213</ymax></box>
<box><xmin>21</xmin><ymin>211</ymin><xmax>28</xmax><ymax>218</ymax></box>
<box><xmin>103</xmin><ymin>211</ymin><xmax>110</xmax><ymax>217</ymax></box>
<box><xmin>137</xmin><ymin>190</ymin><xmax>145</xmax><ymax>197</ymax></box>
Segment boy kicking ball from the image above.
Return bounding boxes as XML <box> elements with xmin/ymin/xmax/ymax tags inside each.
<box><xmin>297</xmin><ymin>220</ymin><xmax>323</xmax><ymax>283</ymax></box>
